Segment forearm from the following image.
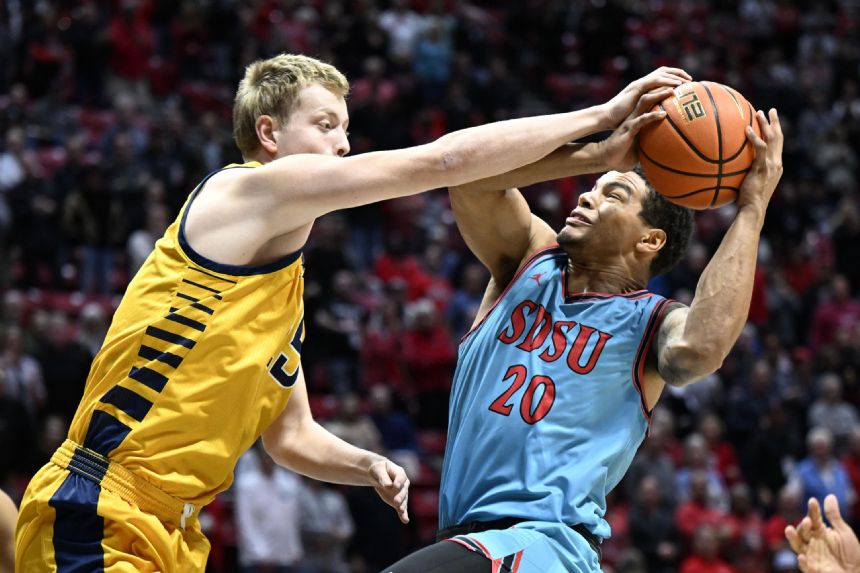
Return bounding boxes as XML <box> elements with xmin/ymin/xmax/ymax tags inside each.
<box><xmin>451</xmin><ymin>142</ymin><xmax>607</xmax><ymax>194</ymax></box>
<box><xmin>684</xmin><ymin>206</ymin><xmax>766</xmax><ymax>361</ymax></box>
<box><xmin>268</xmin><ymin>418</ymin><xmax>384</xmax><ymax>486</ymax></box>
<box><xmin>436</xmin><ymin>107</ymin><xmax>608</xmax><ymax>188</ymax></box>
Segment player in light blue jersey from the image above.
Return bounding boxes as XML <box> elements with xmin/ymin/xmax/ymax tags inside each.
<box><xmin>383</xmin><ymin>75</ymin><xmax>784</xmax><ymax>572</ymax></box>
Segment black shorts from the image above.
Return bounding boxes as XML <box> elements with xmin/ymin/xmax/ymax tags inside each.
<box><xmin>380</xmin><ymin>540</ymin><xmax>491</xmax><ymax>573</ymax></box>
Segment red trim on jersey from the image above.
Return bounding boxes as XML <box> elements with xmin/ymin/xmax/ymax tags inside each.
<box><xmin>511</xmin><ymin>550</ymin><xmax>524</xmax><ymax>573</ymax></box>
<box><xmin>469</xmin><ymin>536</ymin><xmax>494</xmax><ymax>558</ymax></box>
<box><xmin>631</xmin><ymin>298</ymin><xmax>673</xmax><ymax>426</ymax></box>
<box><xmin>460</xmin><ymin>245</ymin><xmax>565</xmax><ymax>344</ymax></box>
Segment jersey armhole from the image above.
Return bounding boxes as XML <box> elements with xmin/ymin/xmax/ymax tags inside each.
<box><xmin>631</xmin><ymin>298</ymin><xmax>676</xmax><ymax>427</ymax></box>
<box><xmin>178</xmin><ymin>165</ymin><xmax>303</xmax><ymax>277</ymax></box>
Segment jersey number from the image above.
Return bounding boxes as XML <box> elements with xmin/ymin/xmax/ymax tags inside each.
<box><xmin>268</xmin><ymin>315</ymin><xmax>304</xmax><ymax>388</ymax></box>
<box><xmin>489</xmin><ymin>364</ymin><xmax>556</xmax><ymax>424</ymax></box>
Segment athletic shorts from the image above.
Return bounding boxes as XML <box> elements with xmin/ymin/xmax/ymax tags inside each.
<box><xmin>15</xmin><ymin>440</ymin><xmax>209</xmax><ymax>572</ymax></box>
<box><xmin>384</xmin><ymin>522</ymin><xmax>600</xmax><ymax>573</ymax></box>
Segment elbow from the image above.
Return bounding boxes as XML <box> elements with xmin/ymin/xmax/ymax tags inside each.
<box><xmin>662</xmin><ymin>343</ymin><xmax>725</xmax><ymax>387</ymax></box>
<box><xmin>430</xmin><ymin>138</ymin><xmax>473</xmax><ymax>185</ymax></box>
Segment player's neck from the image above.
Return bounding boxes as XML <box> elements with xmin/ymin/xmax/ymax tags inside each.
<box><xmin>565</xmin><ymin>258</ymin><xmax>648</xmax><ymax>295</ymax></box>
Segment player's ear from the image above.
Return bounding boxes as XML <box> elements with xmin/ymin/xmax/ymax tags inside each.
<box><xmin>637</xmin><ymin>228</ymin><xmax>666</xmax><ymax>256</ymax></box>
<box><xmin>255</xmin><ymin>115</ymin><xmax>279</xmax><ymax>155</ymax></box>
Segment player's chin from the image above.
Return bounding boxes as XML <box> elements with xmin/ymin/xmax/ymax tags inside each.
<box><xmin>557</xmin><ymin>225</ymin><xmax>586</xmax><ymax>246</ymax></box>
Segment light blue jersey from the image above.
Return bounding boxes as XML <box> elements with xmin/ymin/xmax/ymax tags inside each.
<box><xmin>439</xmin><ymin>246</ymin><xmax>670</xmax><ymax>569</ymax></box>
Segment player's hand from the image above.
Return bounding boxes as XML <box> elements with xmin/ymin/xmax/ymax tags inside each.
<box><xmin>597</xmin><ymin>87</ymin><xmax>672</xmax><ymax>173</ymax></box>
<box><xmin>600</xmin><ymin>67</ymin><xmax>691</xmax><ymax>128</ymax></box>
<box><xmin>785</xmin><ymin>495</ymin><xmax>860</xmax><ymax>573</ymax></box>
<box><xmin>737</xmin><ymin>109</ymin><xmax>783</xmax><ymax>215</ymax></box>
<box><xmin>369</xmin><ymin>458</ymin><xmax>410</xmax><ymax>524</ymax></box>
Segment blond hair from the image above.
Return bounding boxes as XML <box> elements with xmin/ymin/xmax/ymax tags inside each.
<box><xmin>232</xmin><ymin>54</ymin><xmax>349</xmax><ymax>157</ymax></box>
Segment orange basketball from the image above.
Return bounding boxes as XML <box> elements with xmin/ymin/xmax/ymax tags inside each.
<box><xmin>637</xmin><ymin>81</ymin><xmax>761</xmax><ymax>210</ymax></box>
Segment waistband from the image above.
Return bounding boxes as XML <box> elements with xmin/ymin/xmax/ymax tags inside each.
<box><xmin>437</xmin><ymin>517</ymin><xmax>602</xmax><ymax>561</ymax></box>
<box><xmin>51</xmin><ymin>439</ymin><xmax>199</xmax><ymax>530</ymax></box>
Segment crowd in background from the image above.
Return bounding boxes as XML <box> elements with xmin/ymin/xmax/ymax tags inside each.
<box><xmin>0</xmin><ymin>0</ymin><xmax>859</xmax><ymax>571</ymax></box>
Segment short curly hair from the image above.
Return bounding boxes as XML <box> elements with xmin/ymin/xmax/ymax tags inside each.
<box><xmin>232</xmin><ymin>53</ymin><xmax>349</xmax><ymax>157</ymax></box>
<box><xmin>634</xmin><ymin>165</ymin><xmax>695</xmax><ymax>277</ymax></box>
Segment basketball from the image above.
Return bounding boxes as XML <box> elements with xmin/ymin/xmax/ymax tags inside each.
<box><xmin>637</xmin><ymin>81</ymin><xmax>761</xmax><ymax>210</ymax></box>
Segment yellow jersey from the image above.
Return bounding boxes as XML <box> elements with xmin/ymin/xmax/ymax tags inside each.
<box><xmin>66</xmin><ymin>162</ymin><xmax>303</xmax><ymax>506</ymax></box>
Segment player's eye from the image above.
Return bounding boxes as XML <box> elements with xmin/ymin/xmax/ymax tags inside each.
<box><xmin>319</xmin><ymin>120</ymin><xmax>332</xmax><ymax>130</ymax></box>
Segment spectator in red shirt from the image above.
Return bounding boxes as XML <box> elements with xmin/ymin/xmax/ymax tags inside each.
<box><xmin>679</xmin><ymin>524</ymin><xmax>736</xmax><ymax>573</ymax></box>
<box><xmin>724</xmin><ymin>483</ymin><xmax>765</xmax><ymax>561</ymax></box>
<box><xmin>763</xmin><ymin>484</ymin><xmax>804</xmax><ymax>553</ymax></box>
<box><xmin>700</xmin><ymin>412</ymin><xmax>742</xmax><ymax>486</ymax></box>
<box><xmin>675</xmin><ymin>471</ymin><xmax>731</xmax><ymax>544</ymax></box>
<box><xmin>810</xmin><ymin>275</ymin><xmax>860</xmax><ymax>352</ymax></box>
<box><xmin>842</xmin><ymin>426</ymin><xmax>860</xmax><ymax>518</ymax></box>
<box><xmin>403</xmin><ymin>299</ymin><xmax>456</xmax><ymax>428</ymax></box>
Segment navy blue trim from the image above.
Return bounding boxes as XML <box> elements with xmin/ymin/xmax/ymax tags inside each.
<box><xmin>128</xmin><ymin>366</ymin><xmax>169</xmax><ymax>392</ymax></box>
<box><xmin>49</xmin><ymin>473</ymin><xmax>105</xmax><ymax>572</ymax></box>
<box><xmin>178</xmin><ymin>165</ymin><xmax>302</xmax><ymax>276</ymax></box>
<box><xmin>632</xmin><ymin>298</ymin><xmax>671</xmax><ymax>420</ymax></box>
<box><xmin>181</xmin><ymin>278</ymin><xmax>221</xmax><ymax>295</ymax></box>
<box><xmin>165</xmin><ymin>312</ymin><xmax>207</xmax><ymax>332</ymax></box>
<box><xmin>188</xmin><ymin>266</ymin><xmax>238</xmax><ymax>284</ymax></box>
<box><xmin>145</xmin><ymin>326</ymin><xmax>197</xmax><ymax>349</ymax></box>
<box><xmin>190</xmin><ymin>302</ymin><xmax>215</xmax><ymax>315</ymax></box>
<box><xmin>67</xmin><ymin>448</ymin><xmax>109</xmax><ymax>483</ymax></box>
<box><xmin>176</xmin><ymin>292</ymin><xmax>199</xmax><ymax>303</ymax></box>
<box><xmin>138</xmin><ymin>345</ymin><xmax>183</xmax><ymax>368</ymax></box>
<box><xmin>99</xmin><ymin>386</ymin><xmax>153</xmax><ymax>422</ymax></box>
<box><xmin>82</xmin><ymin>410</ymin><xmax>132</xmax><ymax>456</ymax></box>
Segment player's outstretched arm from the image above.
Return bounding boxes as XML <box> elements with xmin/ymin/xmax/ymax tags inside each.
<box><xmin>261</xmin><ymin>366</ymin><xmax>410</xmax><ymax>523</ymax></box>
<box><xmin>786</xmin><ymin>495</ymin><xmax>860</xmax><ymax>573</ymax></box>
<box><xmin>655</xmin><ymin>109</ymin><xmax>784</xmax><ymax>387</ymax></box>
<box><xmin>448</xmin><ymin>70</ymin><xmax>688</xmax><ymax>285</ymax></box>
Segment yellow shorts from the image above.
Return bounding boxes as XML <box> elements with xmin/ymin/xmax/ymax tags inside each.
<box><xmin>15</xmin><ymin>441</ymin><xmax>210</xmax><ymax>572</ymax></box>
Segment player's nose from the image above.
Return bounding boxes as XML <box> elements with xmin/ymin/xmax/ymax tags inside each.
<box><xmin>335</xmin><ymin>131</ymin><xmax>350</xmax><ymax>157</ymax></box>
<box><xmin>577</xmin><ymin>190</ymin><xmax>595</xmax><ymax>209</ymax></box>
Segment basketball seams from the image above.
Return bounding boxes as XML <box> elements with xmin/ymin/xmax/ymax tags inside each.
<box><xmin>639</xmin><ymin>146</ymin><xmax>751</xmax><ymax>179</ymax></box>
<box><xmin>718</xmin><ymin>84</ymin><xmax>755</xmax><ymax>162</ymax></box>
<box><xmin>701</xmin><ymin>83</ymin><xmax>723</xmax><ymax>208</ymax></box>
<box><xmin>658</xmin><ymin>101</ymin><xmax>721</xmax><ymax>164</ymax></box>
<box><xmin>658</xmin><ymin>185</ymin><xmax>740</xmax><ymax>200</ymax></box>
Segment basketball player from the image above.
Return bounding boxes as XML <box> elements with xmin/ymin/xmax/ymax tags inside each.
<box><xmin>383</xmin><ymin>102</ymin><xmax>784</xmax><ymax>571</ymax></box>
<box><xmin>14</xmin><ymin>54</ymin><xmax>690</xmax><ymax>572</ymax></box>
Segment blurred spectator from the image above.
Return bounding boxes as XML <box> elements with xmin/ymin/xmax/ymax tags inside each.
<box><xmin>300</xmin><ymin>479</ymin><xmax>354</xmax><ymax>573</ymax></box>
<box><xmin>324</xmin><ymin>392</ymin><xmax>383</xmax><ymax>453</ymax></box>
<box><xmin>368</xmin><ymin>384</ymin><xmax>419</xmax><ymax>480</ymax></box>
<box><xmin>808</xmin><ymin>373</ymin><xmax>860</xmax><ymax>451</ymax></box>
<box><xmin>842</xmin><ymin>427</ymin><xmax>860</xmax><ymax>518</ymax></box>
<box><xmin>626</xmin><ymin>420</ymin><xmax>678</xmax><ymax>508</ymax></box>
<box><xmin>746</xmin><ymin>401</ymin><xmax>804</xmax><ymax>510</ymax></box>
<box><xmin>377</xmin><ymin>0</ymin><xmax>425</xmax><ymax>64</ymax></box>
<box><xmin>0</xmin><ymin>325</ymin><xmax>45</xmax><ymax>420</ymax></box>
<box><xmin>32</xmin><ymin>311</ymin><xmax>89</xmax><ymax>421</ymax></box>
<box><xmin>723</xmin><ymin>484</ymin><xmax>765</xmax><ymax>562</ymax></box>
<box><xmin>699</xmin><ymin>412</ymin><xmax>742</xmax><ymax>487</ymax></box>
<box><xmin>675</xmin><ymin>433</ymin><xmax>728</xmax><ymax>510</ymax></box>
<box><xmin>763</xmin><ymin>484</ymin><xmax>804</xmax><ymax>554</ymax></box>
<box><xmin>629</xmin><ymin>475</ymin><xmax>679</xmax><ymax>573</ymax></box>
<box><xmin>313</xmin><ymin>270</ymin><xmax>366</xmax><ymax>392</ymax></box>
<box><xmin>235</xmin><ymin>446</ymin><xmax>303</xmax><ymax>573</ymax></box>
<box><xmin>679</xmin><ymin>524</ymin><xmax>736</xmax><ymax>573</ymax></box>
<box><xmin>127</xmin><ymin>201</ymin><xmax>169</xmax><ymax>276</ymax></box>
<box><xmin>77</xmin><ymin>302</ymin><xmax>108</xmax><ymax>358</ymax></box>
<box><xmin>675</xmin><ymin>470</ymin><xmax>730</xmax><ymax>544</ymax></box>
<box><xmin>810</xmin><ymin>275</ymin><xmax>860</xmax><ymax>352</ymax></box>
<box><xmin>403</xmin><ymin>299</ymin><xmax>456</xmax><ymax>428</ymax></box>
<box><xmin>446</xmin><ymin>262</ymin><xmax>488</xmax><ymax>339</ymax></box>
<box><xmin>792</xmin><ymin>427</ymin><xmax>855</xmax><ymax>521</ymax></box>
<box><xmin>61</xmin><ymin>166</ymin><xmax>124</xmax><ymax>294</ymax></box>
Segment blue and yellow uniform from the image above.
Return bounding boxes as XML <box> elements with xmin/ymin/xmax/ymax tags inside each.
<box><xmin>16</xmin><ymin>162</ymin><xmax>305</xmax><ymax>572</ymax></box>
<box><xmin>438</xmin><ymin>246</ymin><xmax>670</xmax><ymax>573</ymax></box>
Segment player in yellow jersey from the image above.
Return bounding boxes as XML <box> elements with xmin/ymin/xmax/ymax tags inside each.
<box><xmin>15</xmin><ymin>53</ymin><xmax>689</xmax><ymax>571</ymax></box>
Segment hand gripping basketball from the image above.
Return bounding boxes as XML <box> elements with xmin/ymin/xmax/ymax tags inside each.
<box><xmin>736</xmin><ymin>109</ymin><xmax>784</xmax><ymax>215</ymax></box>
<box><xmin>600</xmin><ymin>67</ymin><xmax>692</xmax><ymax>128</ymax></box>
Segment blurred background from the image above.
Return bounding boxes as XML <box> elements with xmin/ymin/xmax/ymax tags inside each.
<box><xmin>0</xmin><ymin>0</ymin><xmax>858</xmax><ymax>571</ymax></box>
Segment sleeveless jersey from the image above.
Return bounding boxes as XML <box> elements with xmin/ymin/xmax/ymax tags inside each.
<box><xmin>66</xmin><ymin>162</ymin><xmax>305</xmax><ymax>506</ymax></box>
<box><xmin>439</xmin><ymin>246</ymin><xmax>670</xmax><ymax>540</ymax></box>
